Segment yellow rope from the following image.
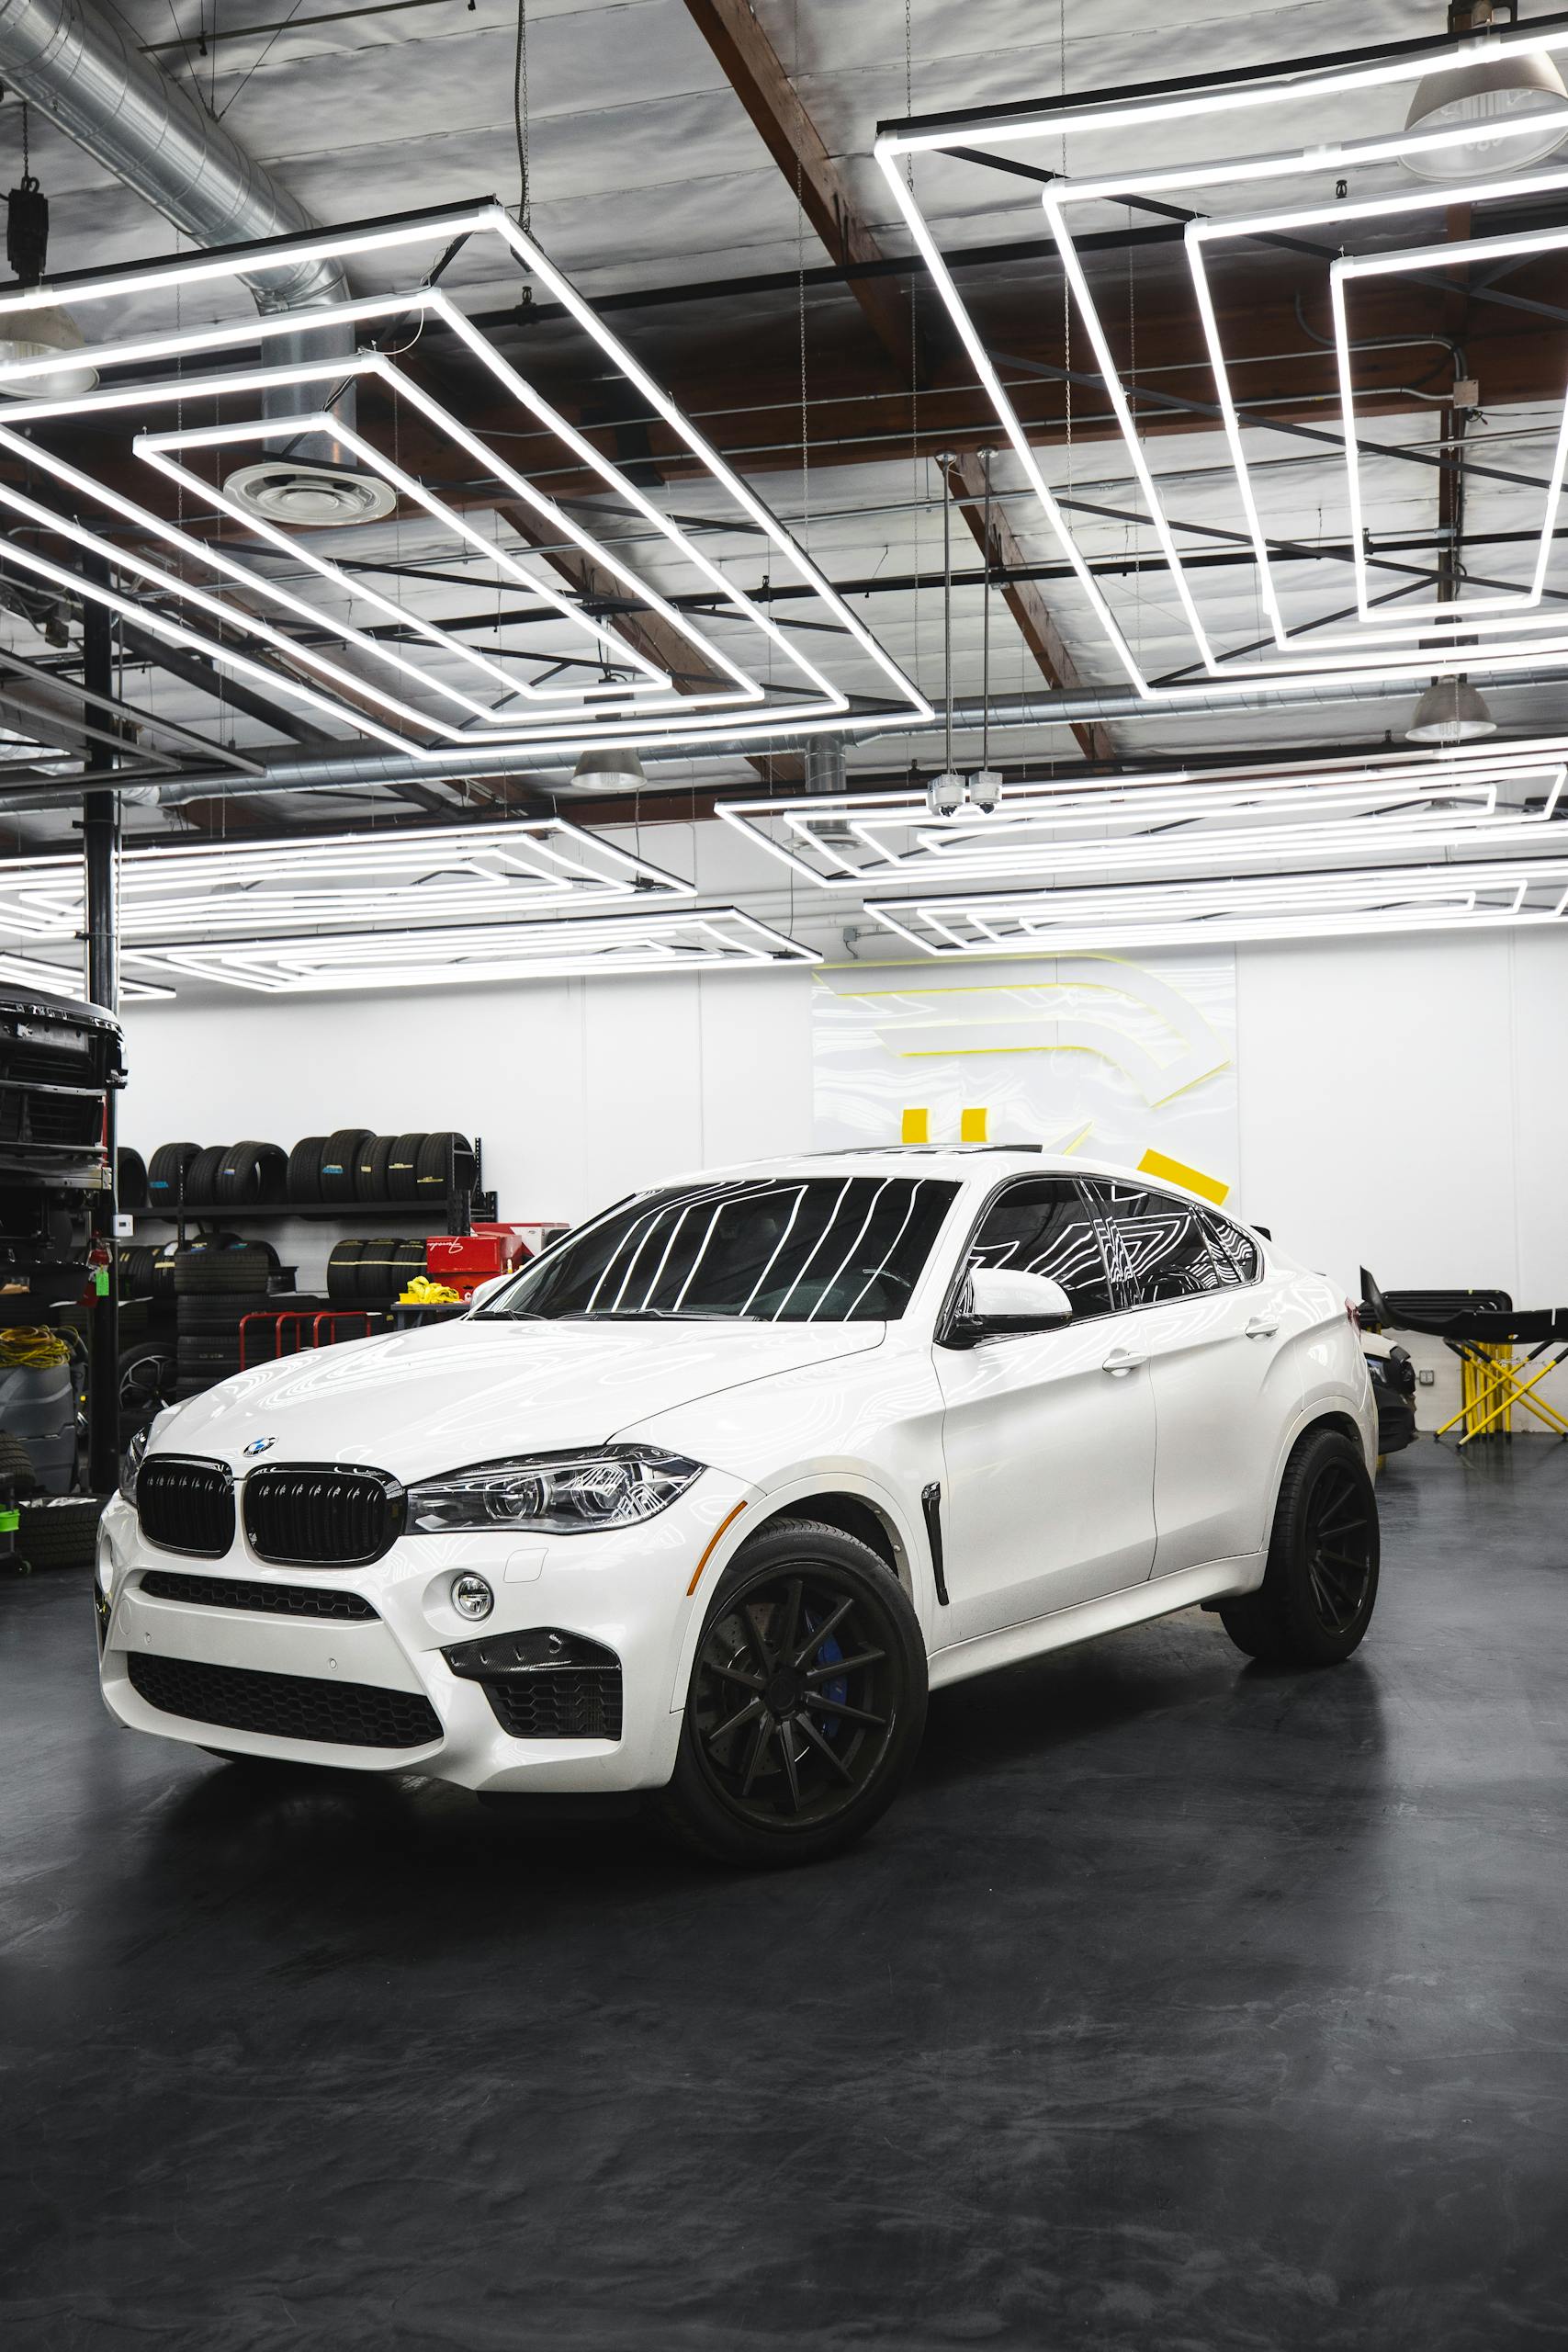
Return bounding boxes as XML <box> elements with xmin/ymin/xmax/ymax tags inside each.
<box><xmin>0</xmin><ymin>1325</ymin><xmax>73</xmax><ymax>1368</ymax></box>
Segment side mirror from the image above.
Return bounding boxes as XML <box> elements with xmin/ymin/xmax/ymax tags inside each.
<box><xmin>468</xmin><ymin>1272</ymin><xmax>514</xmax><ymax>1310</ymax></box>
<box><xmin>942</xmin><ymin>1265</ymin><xmax>1074</xmax><ymax>1348</ymax></box>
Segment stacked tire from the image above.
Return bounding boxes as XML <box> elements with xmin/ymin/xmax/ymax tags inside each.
<box><xmin>174</xmin><ymin>1242</ymin><xmax>276</xmax><ymax>1399</ymax></box>
<box><xmin>145</xmin><ymin>1141</ymin><xmax>200</xmax><ymax>1212</ymax></box>
<box><xmin>327</xmin><ymin>1238</ymin><xmax>426</xmax><ymax>1305</ymax></box>
<box><xmin>146</xmin><ymin>1129</ymin><xmax>476</xmax><ymax>1208</ymax></box>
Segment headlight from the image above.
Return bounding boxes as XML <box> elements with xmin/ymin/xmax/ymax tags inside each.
<box><xmin>406</xmin><ymin>1445</ymin><xmax>703</xmax><ymax>1536</ymax></box>
<box><xmin>118</xmin><ymin>1424</ymin><xmax>150</xmax><ymax>1506</ymax></box>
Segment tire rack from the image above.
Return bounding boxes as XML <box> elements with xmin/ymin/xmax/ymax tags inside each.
<box><xmin>127</xmin><ymin>1135</ymin><xmax>488</xmax><ymax>1385</ymax></box>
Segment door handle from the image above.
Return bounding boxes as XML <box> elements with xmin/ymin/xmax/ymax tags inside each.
<box><xmin>1101</xmin><ymin>1346</ymin><xmax>1148</xmax><ymax>1374</ymax></box>
<box><xmin>1244</xmin><ymin>1316</ymin><xmax>1281</xmax><ymax>1340</ymax></box>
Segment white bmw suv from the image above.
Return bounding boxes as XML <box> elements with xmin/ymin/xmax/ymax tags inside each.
<box><xmin>97</xmin><ymin>1149</ymin><xmax>1378</xmax><ymax>1866</ymax></box>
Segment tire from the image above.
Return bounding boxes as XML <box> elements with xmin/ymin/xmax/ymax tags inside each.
<box><xmin>183</xmin><ymin>1145</ymin><xmax>228</xmax><ymax>1208</ymax></box>
<box><xmin>1219</xmin><ymin>1428</ymin><xmax>1380</xmax><ymax>1668</ymax></box>
<box><xmin>119</xmin><ymin>1342</ymin><xmax>176</xmax><ymax>1434</ymax></box>
<box><xmin>288</xmin><ymin>1136</ymin><xmax>327</xmax><ymax>1204</ymax></box>
<box><xmin>146</xmin><ymin>1141</ymin><xmax>200</xmax><ymax>1210</ymax></box>
<box><xmin>0</xmin><ymin>1429</ymin><xmax>39</xmax><ymax>1494</ymax></box>
<box><xmin>327</xmin><ymin>1240</ymin><xmax>367</xmax><ymax>1302</ymax></box>
<box><xmin>355</xmin><ymin>1135</ymin><xmax>395</xmax><ymax>1200</ymax></box>
<box><xmin>175</xmin><ymin>1303</ymin><xmax>255</xmax><ymax>1334</ymax></box>
<box><xmin>385</xmin><ymin>1132</ymin><xmax>427</xmax><ymax>1203</ymax></box>
<box><xmin>119</xmin><ymin>1246</ymin><xmax>157</xmax><ymax>1298</ymax></box>
<box><xmin>416</xmin><ymin>1131</ymin><xmax>476</xmax><ymax>1201</ymax></box>
<box><xmin>117</xmin><ymin>1147</ymin><xmax>147</xmax><ymax>1209</ymax></box>
<box><xmin>355</xmin><ymin>1237</ymin><xmax>405</xmax><ymax>1301</ymax></box>
<box><xmin>174</xmin><ymin>1245</ymin><xmax>274</xmax><ymax>1296</ymax></box>
<box><xmin>16</xmin><ymin>1497</ymin><xmax>103</xmax><ymax>1568</ymax></box>
<box><xmin>659</xmin><ymin>1519</ymin><xmax>928</xmax><ymax>1869</ymax></box>
<box><xmin>214</xmin><ymin>1140</ymin><xmax>288</xmax><ymax>1207</ymax></box>
<box><xmin>319</xmin><ymin>1129</ymin><xmax>372</xmax><ymax>1204</ymax></box>
<box><xmin>396</xmin><ymin>1239</ymin><xmax>426</xmax><ymax>1292</ymax></box>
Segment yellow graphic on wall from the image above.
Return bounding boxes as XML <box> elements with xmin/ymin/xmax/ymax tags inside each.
<box><xmin>815</xmin><ymin>950</ymin><xmax>1237</xmax><ymax>1196</ymax></box>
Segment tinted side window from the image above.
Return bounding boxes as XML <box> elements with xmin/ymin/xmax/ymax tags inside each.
<box><xmin>1086</xmin><ymin>1181</ymin><xmax>1227</xmax><ymax>1306</ymax></box>
<box><xmin>1205</xmin><ymin>1211</ymin><xmax>1262</xmax><ymax>1284</ymax></box>
<box><xmin>968</xmin><ymin>1178</ymin><xmax>1115</xmax><ymax>1318</ymax></box>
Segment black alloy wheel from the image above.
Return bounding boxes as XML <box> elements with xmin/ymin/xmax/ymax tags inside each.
<box><xmin>662</xmin><ymin>1520</ymin><xmax>927</xmax><ymax>1866</ymax></box>
<box><xmin>1301</xmin><ymin>1456</ymin><xmax>1375</xmax><ymax>1635</ymax></box>
<box><xmin>119</xmin><ymin>1343</ymin><xmax>175</xmax><ymax>1431</ymax></box>
<box><xmin>1218</xmin><ymin>1426</ymin><xmax>1380</xmax><ymax>1668</ymax></box>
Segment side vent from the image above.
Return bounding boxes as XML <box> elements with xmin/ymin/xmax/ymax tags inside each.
<box><xmin>920</xmin><ymin>1481</ymin><xmax>949</xmax><ymax>1606</ymax></box>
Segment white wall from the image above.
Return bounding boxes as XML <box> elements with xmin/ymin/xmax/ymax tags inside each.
<box><xmin>118</xmin><ymin>964</ymin><xmax>816</xmax><ymax>1285</ymax></box>
<box><xmin>1234</xmin><ymin>926</ymin><xmax>1568</xmax><ymax>1303</ymax></box>
<box><xmin>118</xmin><ymin>899</ymin><xmax>1568</xmax><ymax>1423</ymax></box>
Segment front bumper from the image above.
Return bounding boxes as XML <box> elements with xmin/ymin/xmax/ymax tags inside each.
<box><xmin>96</xmin><ymin>1470</ymin><xmax>752</xmax><ymax>1793</ymax></box>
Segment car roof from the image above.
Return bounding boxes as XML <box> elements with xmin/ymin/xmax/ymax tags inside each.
<box><xmin>655</xmin><ymin>1146</ymin><xmax>1201</xmax><ymax>1191</ymax></box>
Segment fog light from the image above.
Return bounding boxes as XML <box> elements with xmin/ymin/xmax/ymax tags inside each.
<box><xmin>450</xmin><ymin>1572</ymin><xmax>494</xmax><ymax>1621</ymax></box>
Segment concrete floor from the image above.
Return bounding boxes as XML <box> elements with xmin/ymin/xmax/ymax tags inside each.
<box><xmin>2</xmin><ymin>1442</ymin><xmax>1566</xmax><ymax>2352</ymax></box>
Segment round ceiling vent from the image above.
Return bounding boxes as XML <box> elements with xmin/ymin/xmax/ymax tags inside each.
<box><xmin>224</xmin><ymin>459</ymin><xmax>399</xmax><ymax>528</ymax></box>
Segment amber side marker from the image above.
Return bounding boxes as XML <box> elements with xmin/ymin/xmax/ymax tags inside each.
<box><xmin>687</xmin><ymin>1500</ymin><xmax>748</xmax><ymax>1596</ymax></box>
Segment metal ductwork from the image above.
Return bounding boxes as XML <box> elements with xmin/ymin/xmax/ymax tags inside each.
<box><xmin>0</xmin><ymin>0</ymin><xmax>375</xmax><ymax>502</ymax></box>
<box><xmin>0</xmin><ymin>666</ymin><xmax>1522</xmax><ymax>814</ymax></box>
<box><xmin>803</xmin><ymin>737</ymin><xmax>848</xmax><ymax>795</ymax></box>
<box><xmin>0</xmin><ymin>0</ymin><xmax>342</xmax><ymax>307</ymax></box>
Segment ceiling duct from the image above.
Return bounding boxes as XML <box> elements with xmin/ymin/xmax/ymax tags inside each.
<box><xmin>0</xmin><ymin>0</ymin><xmax>389</xmax><ymax>522</ymax></box>
<box><xmin>803</xmin><ymin>738</ymin><xmax>848</xmax><ymax>795</ymax></box>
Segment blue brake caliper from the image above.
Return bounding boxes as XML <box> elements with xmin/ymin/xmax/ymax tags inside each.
<box><xmin>807</xmin><ymin>1614</ymin><xmax>848</xmax><ymax>1739</ymax></box>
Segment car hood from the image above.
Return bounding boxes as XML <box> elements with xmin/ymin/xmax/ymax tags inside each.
<box><xmin>150</xmin><ymin>1317</ymin><xmax>887</xmax><ymax>1480</ymax></box>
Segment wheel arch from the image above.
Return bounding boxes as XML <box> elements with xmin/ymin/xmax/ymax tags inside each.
<box><xmin>744</xmin><ymin>1488</ymin><xmax>911</xmax><ymax>1597</ymax></box>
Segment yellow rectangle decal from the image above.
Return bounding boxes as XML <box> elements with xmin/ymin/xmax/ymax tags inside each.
<box><xmin>959</xmin><ymin>1106</ymin><xmax>988</xmax><ymax>1142</ymax></box>
<box><xmin>1136</xmin><ymin>1148</ymin><xmax>1230</xmax><ymax>1205</ymax></box>
<box><xmin>900</xmin><ymin>1106</ymin><xmax>930</xmax><ymax>1144</ymax></box>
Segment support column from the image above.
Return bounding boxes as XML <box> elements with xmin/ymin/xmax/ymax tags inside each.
<box><xmin>82</xmin><ymin>587</ymin><xmax>119</xmax><ymax>1496</ymax></box>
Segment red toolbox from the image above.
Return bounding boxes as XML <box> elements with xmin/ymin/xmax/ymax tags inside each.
<box><xmin>425</xmin><ymin>1222</ymin><xmax>567</xmax><ymax>1295</ymax></box>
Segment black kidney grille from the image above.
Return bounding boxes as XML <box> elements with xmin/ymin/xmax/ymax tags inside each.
<box><xmin>128</xmin><ymin>1651</ymin><xmax>440</xmax><ymax>1749</ymax></box>
<box><xmin>243</xmin><ymin>1467</ymin><xmax>401</xmax><ymax>1566</ymax></box>
<box><xmin>480</xmin><ymin>1668</ymin><xmax>623</xmax><ymax>1741</ymax></box>
<box><xmin>140</xmin><ymin>1568</ymin><xmax>377</xmax><ymax>1622</ymax></box>
<box><xmin>137</xmin><ymin>1457</ymin><xmax>235</xmax><ymax>1557</ymax></box>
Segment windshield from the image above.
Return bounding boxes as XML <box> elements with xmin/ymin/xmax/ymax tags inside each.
<box><xmin>481</xmin><ymin>1175</ymin><xmax>960</xmax><ymax>1324</ymax></box>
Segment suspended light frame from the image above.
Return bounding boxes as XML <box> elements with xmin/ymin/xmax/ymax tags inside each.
<box><xmin>0</xmin><ymin>948</ymin><xmax>171</xmax><ymax>1003</ymax></box>
<box><xmin>874</xmin><ymin>24</ymin><xmax>1568</xmax><ymax>702</ymax></box>
<box><xmin>0</xmin><ymin>202</ymin><xmax>930</xmax><ymax>761</ymax></box>
<box><xmin>120</xmin><ymin>907</ymin><xmax>819</xmax><ymax>996</ymax></box>
<box><xmin>719</xmin><ymin>738</ymin><xmax>1568</xmax><ymax>888</ymax></box>
<box><xmin>0</xmin><ymin>816</ymin><xmax>693</xmax><ymax>943</ymax></box>
<box><xmin>865</xmin><ymin>859</ymin><xmax>1568</xmax><ymax>957</ymax></box>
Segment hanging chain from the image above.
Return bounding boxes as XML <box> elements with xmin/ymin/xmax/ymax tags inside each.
<box><xmin>940</xmin><ymin>455</ymin><xmax>954</xmax><ymax>775</ymax></box>
<box><xmin>20</xmin><ymin>97</ymin><xmax>28</xmax><ymax>181</ymax></box>
<box><xmin>980</xmin><ymin>449</ymin><xmax>993</xmax><ymax>775</ymax></box>
<box><xmin>1059</xmin><ymin>0</ymin><xmax>1072</xmax><ymax>479</ymax></box>
<box><xmin>795</xmin><ymin>1</ymin><xmax>808</xmax><ymax>547</ymax></box>
<box><xmin>513</xmin><ymin>0</ymin><xmax>531</xmax><ymax>235</ymax></box>
<box><xmin>906</xmin><ymin>0</ymin><xmax>920</xmax><ymax>699</ymax></box>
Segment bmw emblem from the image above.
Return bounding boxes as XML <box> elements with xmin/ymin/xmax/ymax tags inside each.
<box><xmin>243</xmin><ymin>1436</ymin><xmax>276</xmax><ymax>1457</ymax></box>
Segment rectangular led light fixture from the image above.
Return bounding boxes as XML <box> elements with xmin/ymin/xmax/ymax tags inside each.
<box><xmin>121</xmin><ymin>907</ymin><xmax>818</xmax><ymax>994</ymax></box>
<box><xmin>874</xmin><ymin>26</ymin><xmax>1568</xmax><ymax>702</ymax></box>
<box><xmin>865</xmin><ymin>859</ymin><xmax>1568</xmax><ymax>956</ymax></box>
<box><xmin>0</xmin><ymin>816</ymin><xmax>693</xmax><ymax>942</ymax></box>
<box><xmin>0</xmin><ymin>949</ymin><xmax>172</xmax><ymax>1003</ymax></box>
<box><xmin>0</xmin><ymin>201</ymin><xmax>929</xmax><ymax>758</ymax></box>
<box><xmin>721</xmin><ymin>740</ymin><xmax>1568</xmax><ymax>888</ymax></box>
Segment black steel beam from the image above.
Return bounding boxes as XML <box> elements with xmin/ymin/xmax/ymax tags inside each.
<box><xmin>81</xmin><ymin>573</ymin><xmax>118</xmax><ymax>1498</ymax></box>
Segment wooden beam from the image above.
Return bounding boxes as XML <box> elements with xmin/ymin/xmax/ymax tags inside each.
<box><xmin>680</xmin><ymin>0</ymin><xmax>915</xmax><ymax>374</ymax></box>
<box><xmin>944</xmin><ymin>453</ymin><xmax>1112</xmax><ymax>763</ymax></box>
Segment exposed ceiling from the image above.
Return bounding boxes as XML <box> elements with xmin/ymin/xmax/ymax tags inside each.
<box><xmin>1</xmin><ymin>0</ymin><xmax>1565</xmax><ymax>867</ymax></box>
